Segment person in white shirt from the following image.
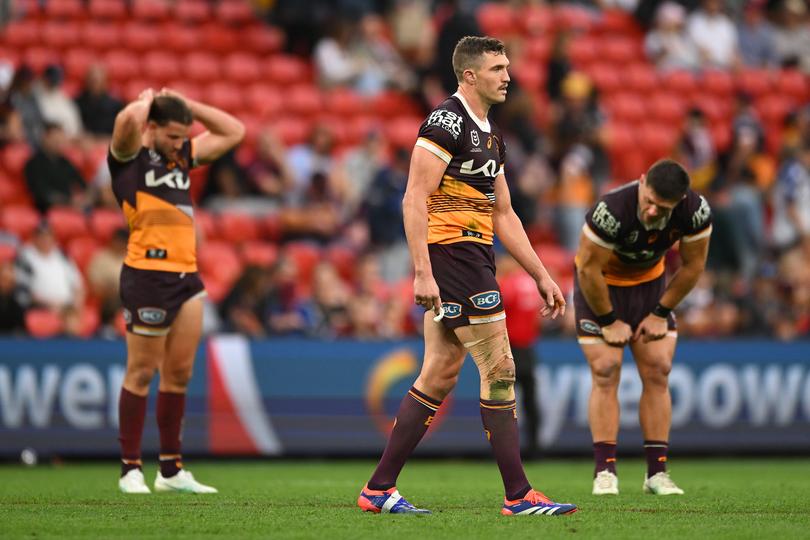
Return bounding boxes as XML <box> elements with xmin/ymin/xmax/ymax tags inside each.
<box><xmin>686</xmin><ymin>0</ymin><xmax>741</xmax><ymax>69</ymax></box>
<box><xmin>645</xmin><ymin>2</ymin><xmax>701</xmax><ymax>71</ymax></box>
<box><xmin>35</xmin><ymin>64</ymin><xmax>83</xmax><ymax>139</ymax></box>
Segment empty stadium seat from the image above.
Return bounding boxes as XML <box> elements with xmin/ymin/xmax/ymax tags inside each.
<box><xmin>775</xmin><ymin>70</ymin><xmax>808</xmax><ymax>101</ymax></box>
<box><xmin>272</xmin><ymin>117</ymin><xmax>311</xmax><ymax>147</ymax></box>
<box><xmin>596</xmin><ymin>9</ymin><xmax>640</xmax><ymax>36</ymax></box>
<box><xmin>25</xmin><ymin>309</ymin><xmax>64</xmax><ymax>339</ymax></box>
<box><xmin>523</xmin><ymin>37</ymin><xmax>552</xmax><ymax>64</ymax></box>
<box><xmin>736</xmin><ymin>68</ymin><xmax>773</xmax><ymax>98</ymax></box>
<box><xmin>648</xmin><ymin>92</ymin><xmax>687</xmax><ymax>123</ymax></box>
<box><xmin>243</xmin><ymin>25</ymin><xmax>284</xmax><ymax>55</ymax></box>
<box><xmin>80</xmin><ymin>21</ymin><xmax>120</xmax><ymax>50</ymax></box>
<box><xmin>45</xmin><ymin>0</ymin><xmax>84</xmax><ymax>20</ymax></box>
<box><xmin>197</xmin><ymin>241</ymin><xmax>242</xmax><ymax>287</ymax></box>
<box><xmin>512</xmin><ymin>63</ymin><xmax>545</xmax><ymax>93</ymax></box>
<box><xmin>3</xmin><ymin>20</ymin><xmax>40</xmax><ymax>48</ymax></box>
<box><xmin>385</xmin><ymin>116</ymin><xmax>422</xmax><ymax>148</ymax></box>
<box><xmin>1</xmin><ymin>205</ymin><xmax>40</xmax><ymax>240</ymax></box>
<box><xmin>693</xmin><ymin>95</ymin><xmax>728</xmax><ymax>123</ymax></box>
<box><xmin>477</xmin><ymin>3</ymin><xmax>514</xmax><ymax>36</ymax></box>
<box><xmin>216</xmin><ymin>1</ymin><xmax>255</xmax><ymax>25</ymax></box>
<box><xmin>324</xmin><ymin>89</ymin><xmax>364</xmax><ymax>117</ymax></box>
<box><xmin>0</xmin><ymin>243</ymin><xmax>16</xmax><ymax>263</ymax></box>
<box><xmin>184</xmin><ymin>52</ymin><xmax>221</xmax><ymax>82</ymax></box>
<box><xmin>104</xmin><ymin>50</ymin><xmax>141</xmax><ymax>82</ymax></box>
<box><xmin>637</xmin><ymin>123</ymin><xmax>678</xmax><ymax>157</ymax></box>
<box><xmin>240</xmin><ymin>241</ymin><xmax>279</xmax><ymax>268</ymax></box>
<box><xmin>245</xmin><ymin>83</ymin><xmax>283</xmax><ymax>118</ymax></box>
<box><xmin>218</xmin><ymin>212</ymin><xmax>261</xmax><ymax>243</ymax></box>
<box><xmin>325</xmin><ymin>245</ymin><xmax>356</xmax><ymax>282</ymax></box>
<box><xmin>660</xmin><ymin>69</ymin><xmax>697</xmax><ymax>97</ymax></box>
<box><xmin>756</xmin><ymin>94</ymin><xmax>793</xmax><ymax>125</ymax></box>
<box><xmin>199</xmin><ymin>23</ymin><xmax>238</xmax><ymax>53</ymax></box>
<box><xmin>606</xmin><ymin>93</ymin><xmax>646</xmax><ymax>122</ymax></box>
<box><xmin>264</xmin><ymin>55</ymin><xmax>310</xmax><ymax>85</ymax></box>
<box><xmin>132</xmin><ymin>0</ymin><xmax>170</xmax><ymax>21</ymax></box>
<box><xmin>283</xmin><ymin>242</ymin><xmax>321</xmax><ymax>286</ymax></box>
<box><xmin>64</xmin><ymin>48</ymin><xmax>94</xmax><ymax>80</ymax></box>
<box><xmin>88</xmin><ymin>0</ymin><xmax>126</xmax><ymax>20</ymax></box>
<box><xmin>223</xmin><ymin>53</ymin><xmax>261</xmax><ymax>83</ymax></box>
<box><xmin>194</xmin><ymin>209</ymin><xmax>217</xmax><ymax>241</ymax></box>
<box><xmin>174</xmin><ymin>0</ymin><xmax>211</xmax><ymax>23</ymax></box>
<box><xmin>90</xmin><ymin>209</ymin><xmax>126</xmax><ymax>243</ymax></box>
<box><xmin>601</xmin><ymin>36</ymin><xmax>640</xmax><ymax>65</ymax></box>
<box><xmin>586</xmin><ymin>63</ymin><xmax>622</xmax><ymax>94</ymax></box>
<box><xmin>41</xmin><ymin>21</ymin><xmax>81</xmax><ymax>48</ymax></box>
<box><xmin>161</xmin><ymin>23</ymin><xmax>200</xmax><ymax>52</ymax></box>
<box><xmin>123</xmin><ymin>22</ymin><xmax>162</xmax><ymax>52</ymax></box>
<box><xmin>1</xmin><ymin>143</ymin><xmax>32</xmax><ymax>180</ymax></box>
<box><xmin>0</xmin><ymin>174</ymin><xmax>30</xmax><ymax>206</ymax></box>
<box><xmin>607</xmin><ymin>122</ymin><xmax>635</xmax><ymax>155</ymax></box>
<box><xmin>77</xmin><ymin>306</ymin><xmax>100</xmax><ymax>338</ymax></box>
<box><xmin>567</xmin><ymin>37</ymin><xmax>598</xmax><ymax>67</ymax></box>
<box><xmin>262</xmin><ymin>213</ymin><xmax>282</xmax><ymax>242</ymax></box>
<box><xmin>701</xmin><ymin>69</ymin><xmax>734</xmax><ymax>96</ymax></box>
<box><xmin>47</xmin><ymin>207</ymin><xmax>88</xmax><ymax>244</ymax></box>
<box><xmin>142</xmin><ymin>51</ymin><xmax>180</xmax><ymax>82</ymax></box>
<box><xmin>519</xmin><ymin>4</ymin><xmax>553</xmax><ymax>35</ymax></box>
<box><xmin>67</xmin><ymin>236</ymin><xmax>99</xmax><ymax>273</ymax></box>
<box><xmin>623</xmin><ymin>63</ymin><xmax>658</xmax><ymax>94</ymax></box>
<box><xmin>710</xmin><ymin>123</ymin><xmax>732</xmax><ymax>152</ymax></box>
<box><xmin>23</xmin><ymin>47</ymin><xmax>59</xmax><ymax>73</ymax></box>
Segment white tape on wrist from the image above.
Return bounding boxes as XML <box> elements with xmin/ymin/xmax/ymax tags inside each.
<box><xmin>433</xmin><ymin>306</ymin><xmax>445</xmax><ymax>322</ymax></box>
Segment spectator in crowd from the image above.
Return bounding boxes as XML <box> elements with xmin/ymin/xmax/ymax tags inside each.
<box><xmin>0</xmin><ymin>260</ymin><xmax>26</xmax><ymax>334</ymax></box>
<box><xmin>737</xmin><ymin>0</ymin><xmax>779</xmax><ymax>68</ymax></box>
<box><xmin>245</xmin><ymin>127</ymin><xmax>295</xmax><ymax>207</ymax></box>
<box><xmin>301</xmin><ymin>261</ymin><xmax>352</xmax><ymax>338</ymax></box>
<box><xmin>24</xmin><ymin>122</ymin><xmax>88</xmax><ymax>213</ymax></box>
<box><xmin>674</xmin><ymin>108</ymin><xmax>717</xmax><ymax>192</ymax></box>
<box><xmin>8</xmin><ymin>64</ymin><xmax>45</xmax><ymax>147</ymax></box>
<box><xmin>15</xmin><ymin>222</ymin><xmax>84</xmax><ymax>334</ymax></box>
<box><xmin>355</xmin><ymin>14</ymin><xmax>417</xmax><ymax>95</ymax></box>
<box><xmin>389</xmin><ymin>0</ymin><xmax>435</xmax><ymax>68</ymax></box>
<box><xmin>547</xmin><ymin>31</ymin><xmax>574</xmax><ymax>103</ymax></box>
<box><xmin>433</xmin><ymin>0</ymin><xmax>481</xmax><ymax>94</ymax></box>
<box><xmin>773</xmin><ymin>0</ymin><xmax>810</xmax><ymax>72</ymax></box>
<box><xmin>287</xmin><ymin>123</ymin><xmax>336</xmax><ymax>206</ymax></box>
<box><xmin>314</xmin><ymin>20</ymin><xmax>363</xmax><ymax>90</ymax></box>
<box><xmin>686</xmin><ymin>0</ymin><xmax>740</xmax><ymax>69</ymax></box>
<box><xmin>74</xmin><ymin>64</ymin><xmax>123</xmax><ymax>138</ymax></box>
<box><xmin>645</xmin><ymin>2</ymin><xmax>701</xmax><ymax>71</ymax></box>
<box><xmin>347</xmin><ymin>253</ymin><xmax>387</xmax><ymax>339</ymax></box>
<box><xmin>555</xmin><ymin>144</ymin><xmax>596</xmax><ymax>252</ymax></box>
<box><xmin>770</xmin><ymin>140</ymin><xmax>810</xmax><ymax>252</ymax></box>
<box><xmin>335</xmin><ymin>130</ymin><xmax>387</xmax><ymax>220</ymax></box>
<box><xmin>0</xmin><ymin>60</ymin><xmax>24</xmax><ymax>148</ymax></box>
<box><xmin>86</xmin><ymin>228</ymin><xmax>127</xmax><ymax>332</ymax></box>
<box><xmin>199</xmin><ymin>149</ymin><xmax>256</xmax><ymax>212</ymax></box>
<box><xmin>35</xmin><ymin>64</ymin><xmax>82</xmax><ymax>140</ymax></box>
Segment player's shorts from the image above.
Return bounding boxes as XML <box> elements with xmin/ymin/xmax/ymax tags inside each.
<box><xmin>573</xmin><ymin>270</ymin><xmax>676</xmax><ymax>345</ymax></box>
<box><xmin>428</xmin><ymin>242</ymin><xmax>506</xmax><ymax>330</ymax></box>
<box><xmin>120</xmin><ymin>264</ymin><xmax>206</xmax><ymax>337</ymax></box>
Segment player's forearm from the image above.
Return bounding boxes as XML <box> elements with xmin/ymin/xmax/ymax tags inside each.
<box><xmin>402</xmin><ymin>191</ymin><xmax>432</xmax><ymax>276</ymax></box>
<box><xmin>185</xmin><ymin>99</ymin><xmax>245</xmax><ymax>140</ymax></box>
<box><xmin>576</xmin><ymin>263</ymin><xmax>613</xmax><ymax>315</ymax></box>
<box><xmin>658</xmin><ymin>262</ymin><xmax>704</xmax><ymax>310</ymax></box>
<box><xmin>494</xmin><ymin>209</ymin><xmax>548</xmax><ymax>281</ymax></box>
<box><xmin>112</xmin><ymin>100</ymin><xmax>150</xmax><ymax>153</ymax></box>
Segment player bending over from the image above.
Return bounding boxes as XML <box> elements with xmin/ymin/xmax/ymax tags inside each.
<box><xmin>574</xmin><ymin>159</ymin><xmax>712</xmax><ymax>496</ymax></box>
<box><xmin>356</xmin><ymin>36</ymin><xmax>577</xmax><ymax>516</ymax></box>
<box><xmin>111</xmin><ymin>88</ymin><xmax>244</xmax><ymax>494</ymax></box>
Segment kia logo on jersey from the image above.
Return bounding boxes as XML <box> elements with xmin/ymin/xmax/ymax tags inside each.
<box><xmin>469</xmin><ymin>291</ymin><xmax>501</xmax><ymax>310</ymax></box>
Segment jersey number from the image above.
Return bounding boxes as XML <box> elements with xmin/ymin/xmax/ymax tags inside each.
<box><xmin>145</xmin><ymin>170</ymin><xmax>190</xmax><ymax>190</ymax></box>
<box><xmin>460</xmin><ymin>159</ymin><xmax>498</xmax><ymax>178</ymax></box>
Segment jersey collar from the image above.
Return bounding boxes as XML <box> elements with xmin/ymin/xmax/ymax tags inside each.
<box><xmin>453</xmin><ymin>92</ymin><xmax>491</xmax><ymax>133</ymax></box>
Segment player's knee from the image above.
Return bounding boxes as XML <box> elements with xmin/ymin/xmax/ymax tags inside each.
<box><xmin>125</xmin><ymin>366</ymin><xmax>155</xmax><ymax>391</ymax></box>
<box><xmin>161</xmin><ymin>363</ymin><xmax>193</xmax><ymax>389</ymax></box>
<box><xmin>482</xmin><ymin>357</ymin><xmax>516</xmax><ymax>400</ymax></box>
<box><xmin>639</xmin><ymin>357</ymin><xmax>671</xmax><ymax>387</ymax></box>
<box><xmin>590</xmin><ymin>357</ymin><xmax>621</xmax><ymax>388</ymax></box>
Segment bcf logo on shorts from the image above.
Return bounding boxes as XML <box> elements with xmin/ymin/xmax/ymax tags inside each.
<box><xmin>469</xmin><ymin>291</ymin><xmax>501</xmax><ymax>310</ymax></box>
<box><xmin>441</xmin><ymin>302</ymin><xmax>462</xmax><ymax>318</ymax></box>
<box><xmin>138</xmin><ymin>307</ymin><xmax>167</xmax><ymax>325</ymax></box>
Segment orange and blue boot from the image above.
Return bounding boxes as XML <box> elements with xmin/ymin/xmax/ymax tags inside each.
<box><xmin>357</xmin><ymin>484</ymin><xmax>431</xmax><ymax>514</ymax></box>
<box><xmin>501</xmin><ymin>489</ymin><xmax>578</xmax><ymax>516</ymax></box>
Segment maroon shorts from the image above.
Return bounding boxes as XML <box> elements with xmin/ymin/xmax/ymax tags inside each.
<box><xmin>573</xmin><ymin>271</ymin><xmax>676</xmax><ymax>343</ymax></box>
<box><xmin>428</xmin><ymin>242</ymin><xmax>506</xmax><ymax>330</ymax></box>
<box><xmin>120</xmin><ymin>264</ymin><xmax>206</xmax><ymax>336</ymax></box>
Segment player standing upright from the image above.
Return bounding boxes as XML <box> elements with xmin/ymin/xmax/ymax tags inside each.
<box><xmin>357</xmin><ymin>36</ymin><xmax>577</xmax><ymax>516</ymax></box>
<box><xmin>574</xmin><ymin>160</ymin><xmax>712</xmax><ymax>496</ymax></box>
<box><xmin>111</xmin><ymin>88</ymin><xmax>244</xmax><ymax>493</ymax></box>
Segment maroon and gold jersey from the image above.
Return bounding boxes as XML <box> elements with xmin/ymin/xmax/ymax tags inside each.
<box><xmin>108</xmin><ymin>141</ymin><xmax>198</xmax><ymax>273</ymax></box>
<box><xmin>578</xmin><ymin>181</ymin><xmax>712</xmax><ymax>286</ymax></box>
<box><xmin>415</xmin><ymin>92</ymin><xmax>505</xmax><ymax>245</ymax></box>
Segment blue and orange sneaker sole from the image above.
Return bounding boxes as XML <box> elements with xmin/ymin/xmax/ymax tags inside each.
<box><xmin>357</xmin><ymin>484</ymin><xmax>431</xmax><ymax>514</ymax></box>
<box><xmin>501</xmin><ymin>489</ymin><xmax>578</xmax><ymax>516</ymax></box>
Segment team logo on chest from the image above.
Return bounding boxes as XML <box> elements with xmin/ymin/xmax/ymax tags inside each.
<box><xmin>625</xmin><ymin>230</ymin><xmax>639</xmax><ymax>244</ymax></box>
<box><xmin>148</xmin><ymin>149</ymin><xmax>161</xmax><ymax>165</ymax></box>
<box><xmin>471</xmin><ymin>130</ymin><xmax>480</xmax><ymax>146</ymax></box>
<box><xmin>145</xmin><ymin>169</ymin><xmax>190</xmax><ymax>190</ymax></box>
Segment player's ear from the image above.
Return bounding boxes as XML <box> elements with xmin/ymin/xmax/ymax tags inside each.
<box><xmin>464</xmin><ymin>69</ymin><xmax>476</xmax><ymax>85</ymax></box>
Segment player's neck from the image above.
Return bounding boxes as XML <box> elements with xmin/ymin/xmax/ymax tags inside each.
<box><xmin>456</xmin><ymin>86</ymin><xmax>490</xmax><ymax>122</ymax></box>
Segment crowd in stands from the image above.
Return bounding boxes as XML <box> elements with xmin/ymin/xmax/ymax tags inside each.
<box><xmin>0</xmin><ymin>0</ymin><xmax>808</xmax><ymax>341</ymax></box>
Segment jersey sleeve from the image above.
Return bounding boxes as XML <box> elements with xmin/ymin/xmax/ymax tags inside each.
<box><xmin>497</xmin><ymin>130</ymin><xmax>506</xmax><ymax>176</ymax></box>
<box><xmin>107</xmin><ymin>148</ymin><xmax>134</xmax><ymax>178</ymax></box>
<box><xmin>680</xmin><ymin>191</ymin><xmax>713</xmax><ymax>243</ymax></box>
<box><xmin>583</xmin><ymin>198</ymin><xmax>622</xmax><ymax>249</ymax></box>
<box><xmin>414</xmin><ymin>107</ymin><xmax>464</xmax><ymax>164</ymax></box>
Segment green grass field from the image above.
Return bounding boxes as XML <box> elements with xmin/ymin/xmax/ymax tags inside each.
<box><xmin>1</xmin><ymin>458</ymin><xmax>809</xmax><ymax>539</ymax></box>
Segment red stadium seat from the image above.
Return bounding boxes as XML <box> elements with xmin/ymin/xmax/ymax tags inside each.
<box><xmin>512</xmin><ymin>63</ymin><xmax>545</xmax><ymax>93</ymax></box>
<box><xmin>0</xmin><ymin>243</ymin><xmax>16</xmax><ymax>263</ymax></box>
<box><xmin>0</xmin><ymin>174</ymin><xmax>29</xmax><ymax>206</ymax></box>
<box><xmin>533</xmin><ymin>243</ymin><xmax>573</xmax><ymax>277</ymax></box>
<box><xmin>45</xmin><ymin>0</ymin><xmax>84</xmax><ymax>19</ymax></box>
<box><xmin>205</xmin><ymin>82</ymin><xmax>243</xmax><ymax>113</ymax></box>
<box><xmin>287</xmin><ymin>84</ymin><xmax>323</xmax><ymax>117</ymax></box>
<box><xmin>568</xmin><ymin>37</ymin><xmax>598</xmax><ymax>67</ymax></box>
<box><xmin>736</xmin><ymin>68</ymin><xmax>773</xmax><ymax>98</ymax></box>
<box><xmin>77</xmin><ymin>306</ymin><xmax>100</xmax><ymax>338</ymax></box>
<box><xmin>554</xmin><ymin>4</ymin><xmax>595</xmax><ymax>31</ymax></box>
<box><xmin>161</xmin><ymin>23</ymin><xmax>200</xmax><ymax>53</ymax></box>
<box><xmin>67</xmin><ymin>236</ymin><xmax>99</xmax><ymax>273</ymax></box>
<box><xmin>80</xmin><ymin>21</ymin><xmax>120</xmax><ymax>50</ymax></box>
<box><xmin>3</xmin><ymin>21</ymin><xmax>40</xmax><ymax>48</ymax></box>
<box><xmin>386</xmin><ymin>116</ymin><xmax>422</xmax><ymax>149</ymax></box>
<box><xmin>104</xmin><ymin>50</ymin><xmax>141</xmax><ymax>82</ymax></box>
<box><xmin>1</xmin><ymin>143</ymin><xmax>32</xmax><ymax>180</ymax></box>
<box><xmin>272</xmin><ymin>117</ymin><xmax>311</xmax><ymax>147</ymax></box>
<box><xmin>245</xmin><ymin>83</ymin><xmax>283</xmax><ymax>118</ymax></box>
<box><xmin>88</xmin><ymin>0</ymin><xmax>126</xmax><ymax>20</ymax></box>
<box><xmin>240</xmin><ymin>241</ymin><xmax>279</xmax><ymax>268</ymax></box>
<box><xmin>371</xmin><ymin>91</ymin><xmax>418</xmax><ymax>117</ymax></box>
<box><xmin>477</xmin><ymin>3</ymin><xmax>515</xmax><ymax>36</ymax></box>
<box><xmin>64</xmin><ymin>48</ymin><xmax>94</xmax><ymax>80</ymax></box>
<box><xmin>756</xmin><ymin>94</ymin><xmax>793</xmax><ymax>125</ymax></box>
<box><xmin>597</xmin><ymin>9</ymin><xmax>641</xmax><ymax>36</ymax></box>
<box><xmin>637</xmin><ymin>123</ymin><xmax>678</xmax><ymax>157</ymax></box>
<box><xmin>199</xmin><ymin>23</ymin><xmax>238</xmax><ymax>53</ymax></box>
<box><xmin>623</xmin><ymin>63</ymin><xmax>658</xmax><ymax>94</ymax></box>
<box><xmin>710</xmin><ymin>123</ymin><xmax>732</xmax><ymax>152</ymax></box>
<box><xmin>197</xmin><ymin>241</ymin><xmax>242</xmax><ymax>287</ymax></box>
<box><xmin>90</xmin><ymin>209</ymin><xmax>126</xmax><ymax>243</ymax></box>
<box><xmin>775</xmin><ymin>70</ymin><xmax>808</xmax><ymax>101</ymax></box>
<box><xmin>262</xmin><ymin>213</ymin><xmax>282</xmax><ymax>242</ymax></box>
<box><xmin>1</xmin><ymin>205</ymin><xmax>39</xmax><ymax>241</ymax></box>
<box><xmin>132</xmin><ymin>0</ymin><xmax>170</xmax><ymax>21</ymax></box>
<box><xmin>223</xmin><ymin>53</ymin><xmax>261</xmax><ymax>83</ymax></box>
<box><xmin>660</xmin><ymin>69</ymin><xmax>697</xmax><ymax>97</ymax></box>
<box><xmin>519</xmin><ymin>4</ymin><xmax>553</xmax><ymax>35</ymax></box>
<box><xmin>283</xmin><ymin>242</ymin><xmax>321</xmax><ymax>286</ymax></box>
<box><xmin>606</xmin><ymin>93</ymin><xmax>646</xmax><ymax>122</ymax></box>
<box><xmin>325</xmin><ymin>244</ymin><xmax>356</xmax><ymax>283</ymax></box>
<box><xmin>264</xmin><ymin>54</ymin><xmax>310</xmax><ymax>85</ymax></box>
<box><xmin>62</xmin><ymin>145</ymin><xmax>85</xmax><ymax>173</ymax></box>
<box><xmin>523</xmin><ymin>37</ymin><xmax>552</xmax><ymax>64</ymax></box>
<box><xmin>122</xmin><ymin>79</ymin><xmax>154</xmax><ymax>102</ymax></box>
<box><xmin>601</xmin><ymin>36</ymin><xmax>641</xmax><ymax>65</ymax></box>
<box><xmin>648</xmin><ymin>92</ymin><xmax>686</xmax><ymax>124</ymax></box>
<box><xmin>693</xmin><ymin>95</ymin><xmax>728</xmax><ymax>123</ymax></box>
<box><xmin>325</xmin><ymin>89</ymin><xmax>364</xmax><ymax>117</ymax></box>
<box><xmin>216</xmin><ymin>1</ymin><xmax>256</xmax><ymax>25</ymax></box>
<box><xmin>243</xmin><ymin>25</ymin><xmax>284</xmax><ymax>55</ymax></box>
<box><xmin>174</xmin><ymin>0</ymin><xmax>211</xmax><ymax>23</ymax></box>
<box><xmin>586</xmin><ymin>62</ymin><xmax>622</xmax><ymax>95</ymax></box>
<box><xmin>607</xmin><ymin>122</ymin><xmax>636</xmax><ymax>155</ymax></box>
<box><xmin>218</xmin><ymin>211</ymin><xmax>261</xmax><ymax>243</ymax></box>
<box><xmin>23</xmin><ymin>47</ymin><xmax>59</xmax><ymax>73</ymax></box>
<box><xmin>41</xmin><ymin>21</ymin><xmax>81</xmax><ymax>48</ymax></box>
<box><xmin>123</xmin><ymin>22</ymin><xmax>162</xmax><ymax>52</ymax></box>
<box><xmin>194</xmin><ymin>209</ymin><xmax>217</xmax><ymax>241</ymax></box>
<box><xmin>701</xmin><ymin>69</ymin><xmax>734</xmax><ymax>96</ymax></box>
<box><xmin>25</xmin><ymin>309</ymin><xmax>64</xmax><ymax>339</ymax></box>
<box><xmin>47</xmin><ymin>207</ymin><xmax>88</xmax><ymax>244</ymax></box>
<box><xmin>164</xmin><ymin>80</ymin><xmax>203</xmax><ymax>101</ymax></box>
<box><xmin>184</xmin><ymin>52</ymin><xmax>220</xmax><ymax>82</ymax></box>
<box><xmin>142</xmin><ymin>51</ymin><xmax>180</xmax><ymax>83</ymax></box>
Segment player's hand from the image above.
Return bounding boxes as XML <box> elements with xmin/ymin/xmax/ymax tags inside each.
<box><xmin>413</xmin><ymin>272</ymin><xmax>442</xmax><ymax>316</ymax></box>
<box><xmin>633</xmin><ymin>313</ymin><xmax>668</xmax><ymax>343</ymax></box>
<box><xmin>601</xmin><ymin>320</ymin><xmax>633</xmax><ymax>347</ymax></box>
<box><xmin>137</xmin><ymin>88</ymin><xmax>155</xmax><ymax>104</ymax></box>
<box><xmin>536</xmin><ymin>274</ymin><xmax>566</xmax><ymax>319</ymax></box>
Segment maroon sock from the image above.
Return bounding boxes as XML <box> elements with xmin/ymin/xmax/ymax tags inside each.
<box><xmin>480</xmin><ymin>399</ymin><xmax>531</xmax><ymax>501</ymax></box>
<box><xmin>594</xmin><ymin>441</ymin><xmax>617</xmax><ymax>476</ymax></box>
<box><xmin>367</xmin><ymin>387</ymin><xmax>442</xmax><ymax>490</ymax></box>
<box><xmin>157</xmin><ymin>391</ymin><xmax>186</xmax><ymax>478</ymax></box>
<box><xmin>644</xmin><ymin>440</ymin><xmax>668</xmax><ymax>477</ymax></box>
<box><xmin>118</xmin><ymin>388</ymin><xmax>147</xmax><ymax>477</ymax></box>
